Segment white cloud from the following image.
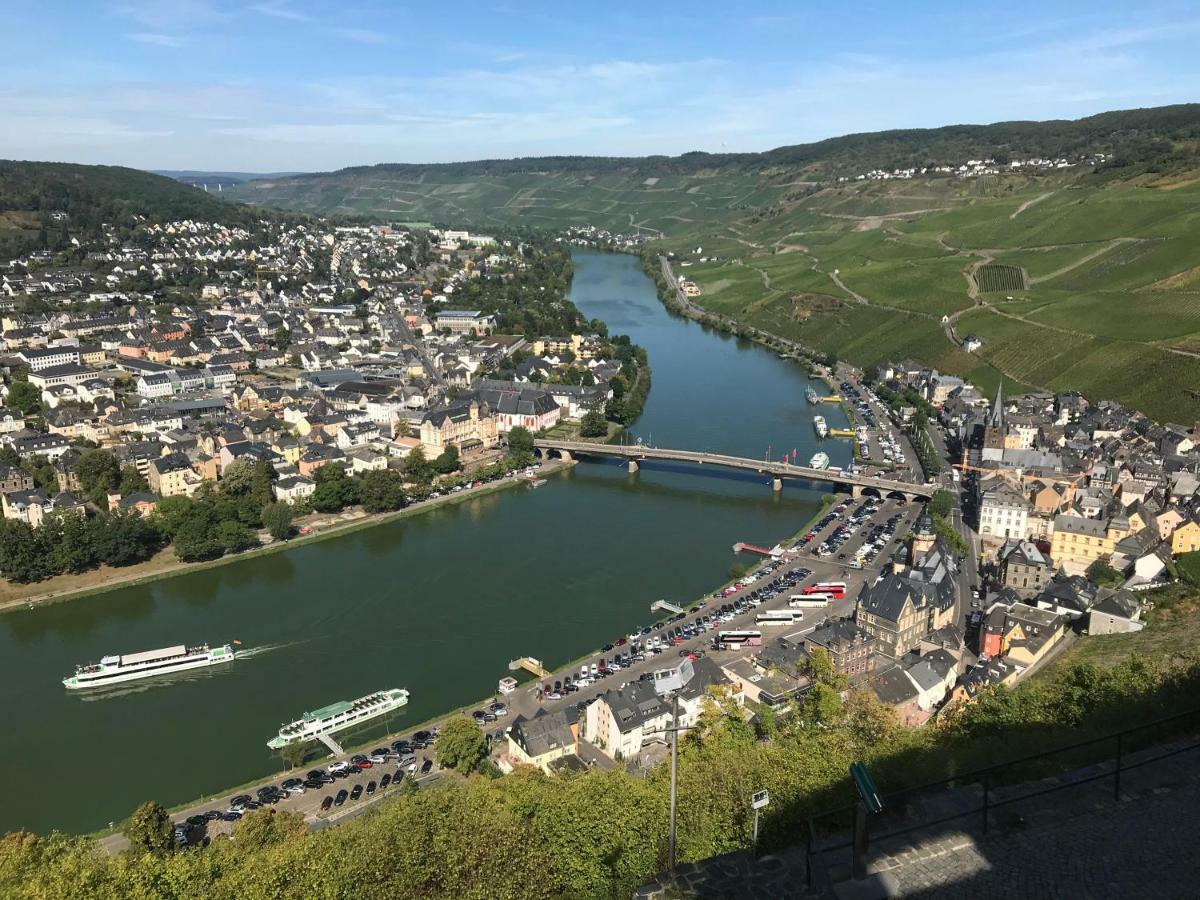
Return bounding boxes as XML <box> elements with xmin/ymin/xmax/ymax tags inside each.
<box><xmin>333</xmin><ymin>27</ymin><xmax>389</xmax><ymax>45</ymax></box>
<box><xmin>125</xmin><ymin>32</ymin><xmax>184</xmax><ymax>47</ymax></box>
<box><xmin>250</xmin><ymin>1</ymin><xmax>315</xmax><ymax>22</ymax></box>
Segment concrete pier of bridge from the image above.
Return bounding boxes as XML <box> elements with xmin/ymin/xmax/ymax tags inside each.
<box><xmin>628</xmin><ymin>459</ymin><xmax>639</xmax><ymax>473</ymax></box>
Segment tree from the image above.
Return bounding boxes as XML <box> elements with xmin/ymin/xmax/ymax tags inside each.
<box><xmin>311</xmin><ymin>464</ymin><xmax>358</xmax><ymax>513</ymax></box>
<box><xmin>506</xmin><ymin>426</ymin><xmax>535</xmax><ymax>468</ymax></box>
<box><xmin>403</xmin><ymin>447</ymin><xmax>432</xmax><ymax>484</ymax></box>
<box><xmin>579</xmin><ymin>407</ymin><xmax>608</xmax><ymax>438</ymax></box>
<box><xmin>172</xmin><ymin>516</ymin><xmax>224</xmax><ymax>562</ymax></box>
<box><xmin>217</xmin><ymin>519</ymin><xmax>258</xmax><ymax>554</ymax></box>
<box><xmin>6</xmin><ymin>380</ymin><xmax>40</xmax><ymax>415</ymax></box>
<box><xmin>234</xmin><ymin>808</ymin><xmax>307</xmax><ymax>852</ymax></box>
<box><xmin>1087</xmin><ymin>557</ymin><xmax>1124</xmax><ymax>588</ymax></box>
<box><xmin>274</xmin><ymin>326</ymin><xmax>291</xmax><ymax>349</ymax></box>
<box><xmin>0</xmin><ymin>519</ymin><xmax>50</xmax><ymax>583</ymax></box>
<box><xmin>433</xmin><ymin>445</ymin><xmax>461</xmax><ymax>474</ymax></box>
<box><xmin>123</xmin><ymin>800</ymin><xmax>174</xmax><ymax>856</ymax></box>
<box><xmin>434</xmin><ymin>716</ymin><xmax>488</xmax><ymax>774</ymax></box>
<box><xmin>262</xmin><ymin>502</ymin><xmax>293</xmax><ymax>541</ymax></box>
<box><xmin>48</xmin><ymin>511</ymin><xmax>98</xmax><ymax>574</ymax></box>
<box><xmin>74</xmin><ymin>449</ymin><xmax>121</xmax><ymax>505</ymax></box>
<box><xmin>249</xmin><ymin>457</ymin><xmax>277</xmax><ymax>509</ymax></box>
<box><xmin>801</xmin><ymin>682</ymin><xmax>843</xmax><ymax>729</ymax></box>
<box><xmin>119</xmin><ymin>466</ymin><xmax>149</xmax><ymax>496</ymax></box>
<box><xmin>219</xmin><ymin>459</ymin><xmax>255</xmax><ymax>497</ymax></box>
<box><xmin>93</xmin><ymin>510</ymin><xmax>160</xmax><ymax>567</ymax></box>
<box><xmin>357</xmin><ymin>469</ymin><xmax>406</xmax><ymax>514</ymax></box>
<box><xmin>929</xmin><ymin>489</ymin><xmax>954</xmax><ymax>518</ymax></box>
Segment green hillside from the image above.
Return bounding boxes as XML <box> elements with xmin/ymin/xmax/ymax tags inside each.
<box><xmin>221</xmin><ymin>104</ymin><xmax>1200</xmax><ymax>422</ymax></box>
<box><xmin>0</xmin><ymin>161</ymin><xmax>256</xmax><ymax>255</ymax></box>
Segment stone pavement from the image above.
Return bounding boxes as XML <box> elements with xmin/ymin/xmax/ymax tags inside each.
<box><xmin>820</xmin><ymin>736</ymin><xmax>1200</xmax><ymax>898</ymax></box>
<box><xmin>636</xmin><ymin>735</ymin><xmax>1200</xmax><ymax>898</ymax></box>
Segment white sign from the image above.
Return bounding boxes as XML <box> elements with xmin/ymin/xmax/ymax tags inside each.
<box><xmin>752</xmin><ymin>789</ymin><xmax>770</xmax><ymax>810</ymax></box>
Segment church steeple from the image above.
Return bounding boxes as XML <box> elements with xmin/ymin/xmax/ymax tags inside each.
<box><xmin>990</xmin><ymin>381</ymin><xmax>1005</xmax><ymax>428</ymax></box>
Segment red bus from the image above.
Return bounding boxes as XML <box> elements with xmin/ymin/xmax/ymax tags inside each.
<box><xmin>804</xmin><ymin>581</ymin><xmax>846</xmax><ymax>600</ymax></box>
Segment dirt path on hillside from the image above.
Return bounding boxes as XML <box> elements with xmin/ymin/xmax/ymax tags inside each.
<box><xmin>1009</xmin><ymin>191</ymin><xmax>1055</xmax><ymax>219</ymax></box>
<box><xmin>1028</xmin><ymin>237</ymin><xmax>1139</xmax><ymax>284</ymax></box>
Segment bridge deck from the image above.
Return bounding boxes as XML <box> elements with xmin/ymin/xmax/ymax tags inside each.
<box><xmin>533</xmin><ymin>440</ymin><xmax>931</xmax><ymax>498</ymax></box>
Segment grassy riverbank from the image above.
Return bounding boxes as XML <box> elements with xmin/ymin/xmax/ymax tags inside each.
<box><xmin>0</xmin><ymin>460</ymin><xmax>571</xmax><ymax>614</ymax></box>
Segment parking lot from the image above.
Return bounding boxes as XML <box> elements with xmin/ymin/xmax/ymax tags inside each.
<box><xmin>833</xmin><ymin>372</ymin><xmax>921</xmax><ymax>482</ymax></box>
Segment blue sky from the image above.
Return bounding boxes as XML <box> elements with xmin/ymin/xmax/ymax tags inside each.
<box><xmin>2</xmin><ymin>1</ymin><xmax>1200</xmax><ymax>172</ymax></box>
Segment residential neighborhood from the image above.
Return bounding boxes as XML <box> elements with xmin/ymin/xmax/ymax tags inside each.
<box><xmin>0</xmin><ymin>216</ymin><xmax>639</xmax><ymax>563</ymax></box>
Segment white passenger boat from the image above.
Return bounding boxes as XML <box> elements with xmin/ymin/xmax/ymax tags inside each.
<box><xmin>267</xmin><ymin>688</ymin><xmax>410</xmax><ymax>749</ymax></box>
<box><xmin>809</xmin><ymin>451</ymin><xmax>831</xmax><ymax>470</ymax></box>
<box><xmin>63</xmin><ymin>643</ymin><xmax>236</xmax><ymax>689</ymax></box>
<box><xmin>813</xmin><ymin>415</ymin><xmax>828</xmax><ymax>438</ymax></box>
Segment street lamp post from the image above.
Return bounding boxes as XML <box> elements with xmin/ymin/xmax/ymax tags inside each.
<box><xmin>653</xmin><ymin>659</ymin><xmax>695</xmax><ymax>875</ymax></box>
<box><xmin>667</xmin><ymin>691</ymin><xmax>679</xmax><ymax>872</ymax></box>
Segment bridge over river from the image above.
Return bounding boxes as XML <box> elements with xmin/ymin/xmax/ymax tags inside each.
<box><xmin>533</xmin><ymin>440</ymin><xmax>933</xmax><ymax>500</ymax></box>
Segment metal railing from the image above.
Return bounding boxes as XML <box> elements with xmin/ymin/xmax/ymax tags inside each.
<box><xmin>805</xmin><ymin>706</ymin><xmax>1200</xmax><ymax>889</ymax></box>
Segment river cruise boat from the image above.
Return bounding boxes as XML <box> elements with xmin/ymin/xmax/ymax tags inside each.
<box><xmin>267</xmin><ymin>688</ymin><xmax>410</xmax><ymax>749</ymax></box>
<box><xmin>805</xmin><ymin>387</ymin><xmax>819</xmax><ymax>405</ymax></box>
<box><xmin>63</xmin><ymin>643</ymin><xmax>236</xmax><ymax>690</ymax></box>
<box><xmin>809</xmin><ymin>451</ymin><xmax>831</xmax><ymax>470</ymax></box>
<box><xmin>813</xmin><ymin>415</ymin><xmax>828</xmax><ymax>438</ymax></box>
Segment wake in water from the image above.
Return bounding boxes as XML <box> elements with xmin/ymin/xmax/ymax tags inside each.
<box><xmin>234</xmin><ymin>640</ymin><xmax>306</xmax><ymax>660</ymax></box>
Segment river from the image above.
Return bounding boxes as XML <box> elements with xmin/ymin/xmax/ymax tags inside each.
<box><xmin>0</xmin><ymin>250</ymin><xmax>852</xmax><ymax>834</ymax></box>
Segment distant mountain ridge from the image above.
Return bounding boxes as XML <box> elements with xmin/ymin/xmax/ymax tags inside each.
<box><xmin>264</xmin><ymin>103</ymin><xmax>1200</xmax><ymax>183</ymax></box>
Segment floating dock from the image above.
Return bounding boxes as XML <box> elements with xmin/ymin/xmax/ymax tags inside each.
<box><xmin>829</xmin><ymin>428</ymin><xmax>857</xmax><ymax>438</ymax></box>
<box><xmin>508</xmin><ymin>656</ymin><xmax>551</xmax><ymax>678</ymax></box>
<box><xmin>733</xmin><ymin>542</ymin><xmax>781</xmax><ymax>557</ymax></box>
<box><xmin>651</xmin><ymin>599</ymin><xmax>684</xmax><ymax>614</ymax></box>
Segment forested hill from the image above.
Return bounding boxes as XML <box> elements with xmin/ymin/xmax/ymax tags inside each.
<box><xmin>0</xmin><ymin>161</ymin><xmax>257</xmax><ymax>255</ymax></box>
<box><xmin>254</xmin><ymin>103</ymin><xmax>1200</xmax><ymax>184</ymax></box>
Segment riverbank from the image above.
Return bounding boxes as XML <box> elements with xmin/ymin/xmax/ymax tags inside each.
<box><xmin>96</xmin><ymin>489</ymin><xmax>843</xmax><ymax>845</ymax></box>
<box><xmin>0</xmin><ymin>459</ymin><xmax>572</xmax><ymax>614</ymax></box>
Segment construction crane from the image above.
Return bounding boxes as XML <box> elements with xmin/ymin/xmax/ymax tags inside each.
<box><xmin>952</xmin><ymin>460</ymin><xmax>1091</xmax><ymax>488</ymax></box>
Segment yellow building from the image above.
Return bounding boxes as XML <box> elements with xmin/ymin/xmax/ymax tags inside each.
<box><xmin>419</xmin><ymin>400</ymin><xmax>498</xmax><ymax>455</ymax></box>
<box><xmin>1171</xmin><ymin>518</ymin><xmax>1200</xmax><ymax>555</ymax></box>
<box><xmin>504</xmin><ymin>709</ymin><xmax>579</xmax><ymax>774</ymax></box>
<box><xmin>1050</xmin><ymin>514</ymin><xmax>1122</xmax><ymax>573</ymax></box>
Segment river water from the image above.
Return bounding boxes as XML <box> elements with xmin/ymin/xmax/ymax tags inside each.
<box><xmin>0</xmin><ymin>250</ymin><xmax>851</xmax><ymax>834</ymax></box>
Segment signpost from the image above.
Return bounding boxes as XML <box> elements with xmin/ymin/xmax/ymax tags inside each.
<box><xmin>751</xmin><ymin>789</ymin><xmax>770</xmax><ymax>852</ymax></box>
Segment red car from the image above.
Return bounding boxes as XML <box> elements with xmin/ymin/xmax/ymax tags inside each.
<box><xmin>615</xmin><ymin>638</ymin><xmax>627</xmax><ymax>646</ymax></box>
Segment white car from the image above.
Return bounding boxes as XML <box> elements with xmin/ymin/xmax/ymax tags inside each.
<box><xmin>328</xmin><ymin>761</ymin><xmax>352</xmax><ymax>774</ymax></box>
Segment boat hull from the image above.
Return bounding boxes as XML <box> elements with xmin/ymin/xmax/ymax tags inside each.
<box><xmin>63</xmin><ymin>652</ymin><xmax>235</xmax><ymax>690</ymax></box>
<box><xmin>267</xmin><ymin>692</ymin><xmax>409</xmax><ymax>749</ymax></box>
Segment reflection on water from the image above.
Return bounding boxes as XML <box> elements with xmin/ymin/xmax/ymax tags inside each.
<box><xmin>71</xmin><ymin>664</ymin><xmax>239</xmax><ymax>702</ymax></box>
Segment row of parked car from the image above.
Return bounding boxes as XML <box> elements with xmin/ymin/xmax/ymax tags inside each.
<box><xmin>171</xmin><ymin>730</ymin><xmax>445</xmax><ymax>846</ymax></box>
<box><xmin>808</xmin><ymin>499</ymin><xmax>884</xmax><ymax>560</ymax></box>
